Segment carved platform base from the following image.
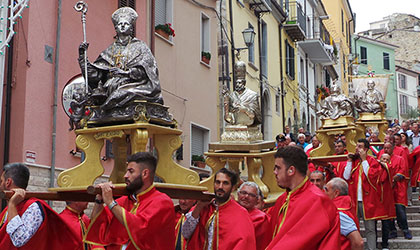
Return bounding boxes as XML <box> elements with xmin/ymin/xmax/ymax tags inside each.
<box><xmin>57</xmin><ymin>123</ymin><xmax>200</xmax><ymax>188</ymax></box>
<box><xmin>312</xmin><ymin>117</ymin><xmax>365</xmax><ymax>157</ymax></box>
<box><xmin>86</xmin><ymin>101</ymin><xmax>176</xmax><ymax>127</ymax></box>
<box><xmin>220</xmin><ymin>125</ymin><xmax>263</xmax><ymax>143</ymax></box>
<box><xmin>356</xmin><ymin>112</ymin><xmax>388</xmax><ymax>141</ymax></box>
<box><xmin>202</xmin><ymin>142</ymin><xmax>283</xmax><ymax>204</ymax></box>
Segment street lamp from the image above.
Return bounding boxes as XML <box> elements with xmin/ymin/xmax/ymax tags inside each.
<box><xmin>235</xmin><ymin>27</ymin><xmax>256</xmax><ymax>53</ymax></box>
<box><xmin>242</xmin><ymin>27</ymin><xmax>256</xmax><ymax>48</ymax></box>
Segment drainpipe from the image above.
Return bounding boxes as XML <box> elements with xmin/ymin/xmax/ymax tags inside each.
<box><xmin>279</xmin><ymin>25</ymin><xmax>285</xmax><ymax>130</ymax></box>
<box><xmin>1</xmin><ymin>37</ymin><xmax>13</xmax><ymax>210</ymax></box>
<box><xmin>3</xmin><ymin>37</ymin><xmax>13</xmax><ymax>166</ymax></box>
<box><xmin>150</xmin><ymin>0</ymin><xmax>155</xmax><ymax>54</ymax></box>
<box><xmin>228</xmin><ymin>0</ymin><xmax>236</xmax><ymax>89</ymax></box>
<box><xmin>257</xmin><ymin>14</ymin><xmax>264</xmax><ymax>139</ymax></box>
<box><xmin>51</xmin><ymin>0</ymin><xmax>62</xmax><ymax>190</ymax></box>
<box><xmin>305</xmin><ymin>53</ymin><xmax>309</xmax><ymax>132</ymax></box>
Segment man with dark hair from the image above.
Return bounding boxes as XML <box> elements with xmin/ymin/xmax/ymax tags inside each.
<box><xmin>343</xmin><ymin>139</ymin><xmax>386</xmax><ymax>250</ymax></box>
<box><xmin>84</xmin><ymin>152</ymin><xmax>175</xmax><ymax>250</ymax></box>
<box><xmin>237</xmin><ymin>182</ymin><xmax>270</xmax><ymax>250</ymax></box>
<box><xmin>331</xmin><ymin>140</ymin><xmax>348</xmax><ymax>178</ymax></box>
<box><xmin>60</xmin><ymin>202</ymin><xmax>104</xmax><ymax>250</ymax></box>
<box><xmin>267</xmin><ymin>146</ymin><xmax>340</xmax><ymax>249</ymax></box>
<box><xmin>0</xmin><ymin>163</ymin><xmax>79</xmax><ymax>249</ymax></box>
<box><xmin>182</xmin><ymin>168</ymin><xmax>256</xmax><ymax>249</ymax></box>
<box><xmin>324</xmin><ymin>178</ymin><xmax>363</xmax><ymax>250</ymax></box>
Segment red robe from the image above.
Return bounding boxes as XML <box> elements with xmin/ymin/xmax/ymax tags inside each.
<box><xmin>333</xmin><ymin>195</ymin><xmax>359</xmax><ymax>250</ymax></box>
<box><xmin>389</xmin><ymin>154</ymin><xmax>409</xmax><ymax>206</ymax></box>
<box><xmin>332</xmin><ymin>158</ymin><xmax>348</xmax><ymax>178</ymax></box>
<box><xmin>187</xmin><ymin>199</ymin><xmax>256</xmax><ymax>250</ymax></box>
<box><xmin>346</xmin><ymin>156</ymin><xmax>387</xmax><ymax>220</ymax></box>
<box><xmin>84</xmin><ymin>185</ymin><xmax>175</xmax><ymax>250</ymax></box>
<box><xmin>267</xmin><ymin>178</ymin><xmax>340</xmax><ymax>249</ymax></box>
<box><xmin>248</xmin><ymin>208</ymin><xmax>271</xmax><ymax>250</ymax></box>
<box><xmin>409</xmin><ymin>146</ymin><xmax>420</xmax><ymax>185</ymax></box>
<box><xmin>59</xmin><ymin>207</ymin><xmax>104</xmax><ymax>250</ymax></box>
<box><xmin>175</xmin><ymin>208</ymin><xmax>187</xmax><ymax>250</ymax></box>
<box><xmin>378</xmin><ymin>162</ymin><xmax>396</xmax><ymax>220</ymax></box>
<box><xmin>0</xmin><ymin>198</ymin><xmax>80</xmax><ymax>250</ymax></box>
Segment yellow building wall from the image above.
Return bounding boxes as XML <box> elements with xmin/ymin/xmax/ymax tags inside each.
<box><xmin>228</xmin><ymin>2</ymin><xmax>300</xmax><ymax>138</ymax></box>
<box><xmin>321</xmin><ymin>0</ymin><xmax>354</xmax><ymax>95</ymax></box>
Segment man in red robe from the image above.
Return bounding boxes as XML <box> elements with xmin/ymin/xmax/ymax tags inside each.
<box><xmin>332</xmin><ymin>140</ymin><xmax>349</xmax><ymax>178</ymax></box>
<box><xmin>174</xmin><ymin>199</ymin><xmax>196</xmax><ymax>250</ymax></box>
<box><xmin>237</xmin><ymin>181</ymin><xmax>270</xmax><ymax>250</ymax></box>
<box><xmin>324</xmin><ymin>177</ymin><xmax>363</xmax><ymax>250</ymax></box>
<box><xmin>381</xmin><ymin>143</ymin><xmax>412</xmax><ymax>240</ymax></box>
<box><xmin>60</xmin><ymin>202</ymin><xmax>104</xmax><ymax>250</ymax></box>
<box><xmin>183</xmin><ymin>168</ymin><xmax>256</xmax><ymax>250</ymax></box>
<box><xmin>342</xmin><ymin>139</ymin><xmax>386</xmax><ymax>250</ymax></box>
<box><xmin>267</xmin><ymin>146</ymin><xmax>340</xmax><ymax>249</ymax></box>
<box><xmin>84</xmin><ymin>152</ymin><xmax>175</xmax><ymax>250</ymax></box>
<box><xmin>309</xmin><ymin>170</ymin><xmax>325</xmax><ymax>190</ymax></box>
<box><xmin>0</xmin><ymin>163</ymin><xmax>80</xmax><ymax>250</ymax></box>
<box><xmin>410</xmin><ymin>146</ymin><xmax>420</xmax><ymax>185</ymax></box>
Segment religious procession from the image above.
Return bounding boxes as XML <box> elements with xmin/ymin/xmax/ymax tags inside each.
<box><xmin>1</xmin><ymin>0</ymin><xmax>420</xmax><ymax>249</ymax></box>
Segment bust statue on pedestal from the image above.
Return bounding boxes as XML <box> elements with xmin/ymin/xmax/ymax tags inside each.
<box><xmin>221</xmin><ymin>61</ymin><xmax>262</xmax><ymax>142</ymax></box>
<box><xmin>316</xmin><ymin>80</ymin><xmax>354</xmax><ymax>120</ymax></box>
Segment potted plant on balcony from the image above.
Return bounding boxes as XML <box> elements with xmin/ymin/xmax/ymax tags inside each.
<box><xmin>192</xmin><ymin>155</ymin><xmax>206</xmax><ymax>168</ymax></box>
<box><xmin>155</xmin><ymin>23</ymin><xmax>175</xmax><ymax>40</ymax></box>
<box><xmin>201</xmin><ymin>51</ymin><xmax>211</xmax><ymax>64</ymax></box>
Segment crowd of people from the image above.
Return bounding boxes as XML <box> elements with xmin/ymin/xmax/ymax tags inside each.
<box><xmin>1</xmin><ymin>120</ymin><xmax>419</xmax><ymax>249</ymax></box>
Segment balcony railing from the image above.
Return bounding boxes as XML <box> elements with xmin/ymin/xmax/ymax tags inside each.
<box><xmin>284</xmin><ymin>1</ymin><xmax>306</xmax><ymax>38</ymax></box>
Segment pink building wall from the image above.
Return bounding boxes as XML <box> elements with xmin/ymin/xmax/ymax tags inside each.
<box><xmin>3</xmin><ymin>0</ymin><xmax>219</xmax><ymax>181</ymax></box>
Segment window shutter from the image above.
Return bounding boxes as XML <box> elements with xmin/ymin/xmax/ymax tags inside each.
<box><xmin>118</xmin><ymin>0</ymin><xmax>136</xmax><ymax>36</ymax></box>
<box><xmin>155</xmin><ymin>0</ymin><xmax>167</xmax><ymax>25</ymax></box>
<box><xmin>191</xmin><ymin>126</ymin><xmax>204</xmax><ymax>156</ymax></box>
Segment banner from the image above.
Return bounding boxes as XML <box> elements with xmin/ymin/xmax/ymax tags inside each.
<box><xmin>351</xmin><ymin>76</ymin><xmax>390</xmax><ymax>100</ymax></box>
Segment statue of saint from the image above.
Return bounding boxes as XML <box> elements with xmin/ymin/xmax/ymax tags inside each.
<box><xmin>78</xmin><ymin>7</ymin><xmax>163</xmax><ymax>110</ymax></box>
<box><xmin>223</xmin><ymin>61</ymin><xmax>262</xmax><ymax>126</ymax></box>
<box><xmin>355</xmin><ymin>79</ymin><xmax>385</xmax><ymax>114</ymax></box>
<box><xmin>317</xmin><ymin>81</ymin><xmax>354</xmax><ymax>120</ymax></box>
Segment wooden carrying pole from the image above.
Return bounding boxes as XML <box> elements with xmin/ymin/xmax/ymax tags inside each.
<box><xmin>0</xmin><ymin>183</ymin><xmax>214</xmax><ymax>202</ymax></box>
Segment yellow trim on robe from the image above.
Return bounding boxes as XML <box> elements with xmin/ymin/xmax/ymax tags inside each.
<box><xmin>122</xmin><ymin>207</ymin><xmax>141</xmax><ymax>250</ymax></box>
<box><xmin>83</xmin><ymin>205</ymin><xmax>107</xmax><ymax>246</ymax></box>
<box><xmin>273</xmin><ymin>176</ymin><xmax>308</xmax><ymax>238</ymax></box>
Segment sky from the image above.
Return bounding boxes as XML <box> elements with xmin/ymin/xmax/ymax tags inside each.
<box><xmin>349</xmin><ymin>0</ymin><xmax>420</xmax><ymax>32</ymax></box>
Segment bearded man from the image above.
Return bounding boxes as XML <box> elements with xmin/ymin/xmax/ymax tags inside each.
<box><xmin>84</xmin><ymin>152</ymin><xmax>175</xmax><ymax>250</ymax></box>
<box><xmin>182</xmin><ymin>168</ymin><xmax>256</xmax><ymax>250</ymax></box>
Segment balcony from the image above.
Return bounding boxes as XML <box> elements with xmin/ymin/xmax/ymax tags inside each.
<box><xmin>297</xmin><ymin>21</ymin><xmax>336</xmax><ymax>65</ymax></box>
<box><xmin>283</xmin><ymin>1</ymin><xmax>306</xmax><ymax>41</ymax></box>
<box><xmin>246</xmin><ymin>0</ymin><xmax>272</xmax><ymax>13</ymax></box>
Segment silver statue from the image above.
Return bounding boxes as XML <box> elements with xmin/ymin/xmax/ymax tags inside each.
<box><xmin>355</xmin><ymin>79</ymin><xmax>385</xmax><ymax>114</ymax></box>
<box><xmin>223</xmin><ymin>61</ymin><xmax>262</xmax><ymax>126</ymax></box>
<box><xmin>317</xmin><ymin>81</ymin><xmax>354</xmax><ymax>120</ymax></box>
<box><xmin>78</xmin><ymin>7</ymin><xmax>163</xmax><ymax>110</ymax></box>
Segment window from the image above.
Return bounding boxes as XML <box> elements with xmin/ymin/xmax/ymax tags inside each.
<box><xmin>383</xmin><ymin>52</ymin><xmax>390</xmax><ymax>70</ymax></box>
<box><xmin>325</xmin><ymin>69</ymin><xmax>330</xmax><ymax>87</ymax></box>
<box><xmin>119</xmin><ymin>0</ymin><xmax>136</xmax><ymax>36</ymax></box>
<box><xmin>360</xmin><ymin>46</ymin><xmax>367</xmax><ymax>64</ymax></box>
<box><xmin>248</xmin><ymin>23</ymin><xmax>255</xmax><ymax>64</ymax></box>
<box><xmin>400</xmin><ymin>94</ymin><xmax>408</xmax><ymax>114</ymax></box>
<box><xmin>341</xmin><ymin>10</ymin><xmax>344</xmax><ymax>33</ymax></box>
<box><xmin>155</xmin><ymin>0</ymin><xmax>173</xmax><ymax>28</ymax></box>
<box><xmin>399</xmin><ymin>73</ymin><xmax>407</xmax><ymax>89</ymax></box>
<box><xmin>300</xmin><ymin>58</ymin><xmax>304</xmax><ymax>86</ymax></box>
<box><xmin>275</xmin><ymin>91</ymin><xmax>280</xmax><ymax>114</ymax></box>
<box><xmin>343</xmin><ymin>53</ymin><xmax>346</xmax><ymax>78</ymax></box>
<box><xmin>201</xmin><ymin>13</ymin><xmax>210</xmax><ymax>62</ymax></box>
<box><xmin>191</xmin><ymin>124</ymin><xmax>209</xmax><ymax>161</ymax></box>
<box><xmin>261</xmin><ymin>21</ymin><xmax>268</xmax><ymax>77</ymax></box>
<box><xmin>286</xmin><ymin>40</ymin><xmax>295</xmax><ymax>79</ymax></box>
